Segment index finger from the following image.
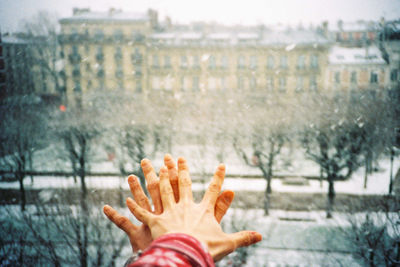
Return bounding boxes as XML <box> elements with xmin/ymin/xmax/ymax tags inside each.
<box><xmin>103</xmin><ymin>205</ymin><xmax>138</xmax><ymax>235</ymax></box>
<box><xmin>127</xmin><ymin>175</ymin><xmax>151</xmax><ymax>212</ymax></box>
<box><xmin>164</xmin><ymin>154</ymin><xmax>179</xmax><ymax>202</ymax></box>
<box><xmin>141</xmin><ymin>159</ymin><xmax>163</xmax><ymax>214</ymax></box>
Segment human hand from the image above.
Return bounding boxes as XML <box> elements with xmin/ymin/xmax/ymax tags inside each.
<box><xmin>103</xmin><ymin>154</ymin><xmax>235</xmax><ymax>252</ymax></box>
<box><xmin>126</xmin><ymin>157</ymin><xmax>262</xmax><ymax>261</ymax></box>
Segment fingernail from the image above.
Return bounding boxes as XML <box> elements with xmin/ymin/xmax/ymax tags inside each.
<box><xmin>141</xmin><ymin>158</ymin><xmax>149</xmax><ymax>165</ymax></box>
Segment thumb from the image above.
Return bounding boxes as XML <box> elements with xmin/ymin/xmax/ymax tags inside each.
<box><xmin>229</xmin><ymin>231</ymin><xmax>262</xmax><ymax>249</ymax></box>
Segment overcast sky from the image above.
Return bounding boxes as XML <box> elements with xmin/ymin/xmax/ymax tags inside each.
<box><xmin>1</xmin><ymin>0</ymin><xmax>400</xmax><ymax>32</ymax></box>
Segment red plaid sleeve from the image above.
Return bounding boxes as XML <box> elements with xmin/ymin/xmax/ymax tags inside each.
<box><xmin>128</xmin><ymin>233</ymin><xmax>215</xmax><ymax>267</ymax></box>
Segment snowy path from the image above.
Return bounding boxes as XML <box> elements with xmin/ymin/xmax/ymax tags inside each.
<box><xmin>1</xmin><ymin>157</ymin><xmax>398</xmax><ymax>195</ymax></box>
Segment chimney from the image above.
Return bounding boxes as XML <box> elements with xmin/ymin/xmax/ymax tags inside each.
<box><xmin>109</xmin><ymin>7</ymin><xmax>121</xmax><ymax>16</ymax></box>
<box><xmin>322</xmin><ymin>21</ymin><xmax>328</xmax><ymax>37</ymax></box>
<box><xmin>165</xmin><ymin>16</ymin><xmax>172</xmax><ymax>30</ymax></box>
<box><xmin>73</xmin><ymin>8</ymin><xmax>90</xmax><ymax>16</ymax></box>
<box><xmin>148</xmin><ymin>9</ymin><xmax>158</xmax><ymax>29</ymax></box>
<box><xmin>337</xmin><ymin>20</ymin><xmax>343</xmax><ymax>31</ymax></box>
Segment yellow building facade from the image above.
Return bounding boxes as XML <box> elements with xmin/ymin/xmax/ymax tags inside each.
<box><xmin>59</xmin><ymin>8</ymin><xmax>331</xmax><ymax>101</ymax></box>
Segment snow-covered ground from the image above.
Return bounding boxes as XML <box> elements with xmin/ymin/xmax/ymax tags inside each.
<box><xmin>1</xmin><ymin>156</ymin><xmax>398</xmax><ymax>196</ymax></box>
<box><xmin>0</xmin><ymin>204</ymin><xmax>365</xmax><ymax>266</ymax></box>
<box><xmin>1</xmin><ymin>143</ymin><xmax>399</xmax><ymax>195</ymax></box>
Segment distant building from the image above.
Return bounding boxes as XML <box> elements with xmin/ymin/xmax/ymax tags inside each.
<box><xmin>330</xmin><ymin>20</ymin><xmax>381</xmax><ymax>47</ymax></box>
<box><xmin>0</xmin><ymin>35</ymin><xmax>35</xmax><ymax>100</ymax></box>
<box><xmin>326</xmin><ymin>45</ymin><xmax>388</xmax><ymax>95</ymax></box>
<box><xmin>0</xmin><ymin>34</ymin><xmax>5</xmax><ymax>98</ymax></box>
<box><xmin>380</xmin><ymin>20</ymin><xmax>400</xmax><ymax>91</ymax></box>
<box><xmin>59</xmin><ymin>8</ymin><xmax>331</xmax><ymax>101</ymax></box>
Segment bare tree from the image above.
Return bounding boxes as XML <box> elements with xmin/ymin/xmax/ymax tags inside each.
<box><xmin>0</xmin><ymin>96</ymin><xmax>48</xmax><ymax>211</ymax></box>
<box><xmin>232</xmin><ymin>98</ymin><xmax>291</xmax><ymax>215</ymax></box>
<box><xmin>343</xmin><ymin>196</ymin><xmax>400</xmax><ymax>267</ymax></box>
<box><xmin>301</xmin><ymin>94</ymin><xmax>364</xmax><ymax>218</ymax></box>
<box><xmin>0</xmin><ymin>197</ymin><xmax>127</xmax><ymax>267</ymax></box>
<box><xmin>19</xmin><ymin>11</ymin><xmax>63</xmax><ymax>97</ymax></box>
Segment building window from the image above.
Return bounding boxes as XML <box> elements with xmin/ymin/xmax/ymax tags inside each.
<box><xmin>96</xmin><ymin>46</ymin><xmax>104</xmax><ymax>62</ymax></box>
<box><xmin>74</xmin><ymin>81</ymin><xmax>81</xmax><ymax>92</ymax></box>
<box><xmin>279</xmin><ymin>77</ymin><xmax>286</xmax><ymax>92</ymax></box>
<box><xmin>117</xmin><ymin>80</ymin><xmax>124</xmax><ymax>90</ymax></box>
<box><xmin>335</xmin><ymin>72</ymin><xmax>340</xmax><ymax>84</ymax></box>
<box><xmin>238</xmin><ymin>76</ymin><xmax>244</xmax><ymax>89</ymax></box>
<box><xmin>267</xmin><ymin>55</ymin><xmax>274</xmax><ymax>69</ymax></box>
<box><xmin>72</xmin><ymin>64</ymin><xmax>81</xmax><ymax>78</ymax></box>
<box><xmin>135</xmin><ymin>80</ymin><xmax>142</xmax><ymax>92</ymax></box>
<box><xmin>390</xmin><ymin>69</ymin><xmax>398</xmax><ymax>82</ymax></box>
<box><xmin>296</xmin><ymin>76</ymin><xmax>304</xmax><ymax>92</ymax></box>
<box><xmin>152</xmin><ymin>77</ymin><xmax>160</xmax><ymax>90</ymax></box>
<box><xmin>135</xmin><ymin>66</ymin><xmax>142</xmax><ymax>77</ymax></box>
<box><xmin>192</xmin><ymin>55</ymin><xmax>200</xmax><ymax>69</ymax></box>
<box><xmin>113</xmin><ymin>29</ymin><xmax>124</xmax><ymax>42</ymax></box>
<box><xmin>181</xmin><ymin>76</ymin><xmax>189</xmax><ymax>91</ymax></box>
<box><xmin>310</xmin><ymin>54</ymin><xmax>318</xmax><ymax>69</ymax></box>
<box><xmin>94</xmin><ymin>29</ymin><xmax>104</xmax><ymax>42</ymax></box>
<box><xmin>165</xmin><ymin>75</ymin><xmax>173</xmax><ymax>91</ymax></box>
<box><xmin>297</xmin><ymin>55</ymin><xmax>305</xmax><ymax>69</ymax></box>
<box><xmin>115</xmin><ymin>67</ymin><xmax>124</xmax><ymax>79</ymax></box>
<box><xmin>280</xmin><ymin>56</ymin><xmax>288</xmax><ymax>69</ymax></box>
<box><xmin>250</xmin><ymin>77</ymin><xmax>257</xmax><ymax>90</ymax></box>
<box><xmin>97</xmin><ymin>67</ymin><xmax>105</xmax><ymax>78</ymax></box>
<box><xmin>181</xmin><ymin>55</ymin><xmax>188</xmax><ymax>69</ymax></box>
<box><xmin>221</xmin><ymin>77</ymin><xmax>227</xmax><ymax>90</ymax></box>
<box><xmin>193</xmin><ymin>76</ymin><xmax>199</xmax><ymax>91</ymax></box>
<box><xmin>221</xmin><ymin>56</ymin><xmax>228</xmax><ymax>69</ymax></box>
<box><xmin>351</xmin><ymin>71</ymin><xmax>357</xmax><ymax>84</ymax></box>
<box><xmin>208</xmin><ymin>77</ymin><xmax>216</xmax><ymax>90</ymax></box>
<box><xmin>208</xmin><ymin>55</ymin><xmax>216</xmax><ymax>70</ymax></box>
<box><xmin>164</xmin><ymin>55</ymin><xmax>171</xmax><ymax>68</ymax></box>
<box><xmin>152</xmin><ymin>55</ymin><xmax>159</xmax><ymax>68</ymax></box>
<box><xmin>115</xmin><ymin>47</ymin><xmax>123</xmax><ymax>62</ymax></box>
<box><xmin>370</xmin><ymin>72</ymin><xmax>378</xmax><ymax>84</ymax></box>
<box><xmin>237</xmin><ymin>55</ymin><xmax>245</xmax><ymax>69</ymax></box>
<box><xmin>249</xmin><ymin>56</ymin><xmax>257</xmax><ymax>70</ymax></box>
<box><xmin>131</xmin><ymin>48</ymin><xmax>143</xmax><ymax>65</ymax></box>
<box><xmin>267</xmin><ymin>76</ymin><xmax>274</xmax><ymax>91</ymax></box>
<box><xmin>310</xmin><ymin>75</ymin><xmax>317</xmax><ymax>91</ymax></box>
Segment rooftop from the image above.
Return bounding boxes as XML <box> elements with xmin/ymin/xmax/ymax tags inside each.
<box><xmin>59</xmin><ymin>8</ymin><xmax>149</xmax><ymax>23</ymax></box>
<box><xmin>328</xmin><ymin>46</ymin><xmax>386</xmax><ymax>65</ymax></box>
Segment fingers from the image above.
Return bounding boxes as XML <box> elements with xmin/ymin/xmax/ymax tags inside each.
<box><xmin>202</xmin><ymin>164</ymin><xmax>226</xmax><ymax>207</ymax></box>
<box><xmin>164</xmin><ymin>154</ymin><xmax>179</xmax><ymax>202</ymax></box>
<box><xmin>103</xmin><ymin>205</ymin><xmax>137</xmax><ymax>235</ymax></box>
<box><xmin>126</xmin><ymin>197</ymin><xmax>153</xmax><ymax>224</ymax></box>
<box><xmin>229</xmin><ymin>231</ymin><xmax>262</xmax><ymax>249</ymax></box>
<box><xmin>159</xmin><ymin>166</ymin><xmax>175</xmax><ymax>209</ymax></box>
<box><xmin>127</xmin><ymin>175</ymin><xmax>151</xmax><ymax>212</ymax></box>
<box><xmin>214</xmin><ymin>190</ymin><xmax>234</xmax><ymax>223</ymax></box>
<box><xmin>141</xmin><ymin>159</ymin><xmax>163</xmax><ymax>214</ymax></box>
<box><xmin>177</xmin><ymin>157</ymin><xmax>193</xmax><ymax>202</ymax></box>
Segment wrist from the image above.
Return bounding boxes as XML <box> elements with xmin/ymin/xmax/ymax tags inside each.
<box><xmin>151</xmin><ymin>233</ymin><xmax>215</xmax><ymax>266</ymax></box>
